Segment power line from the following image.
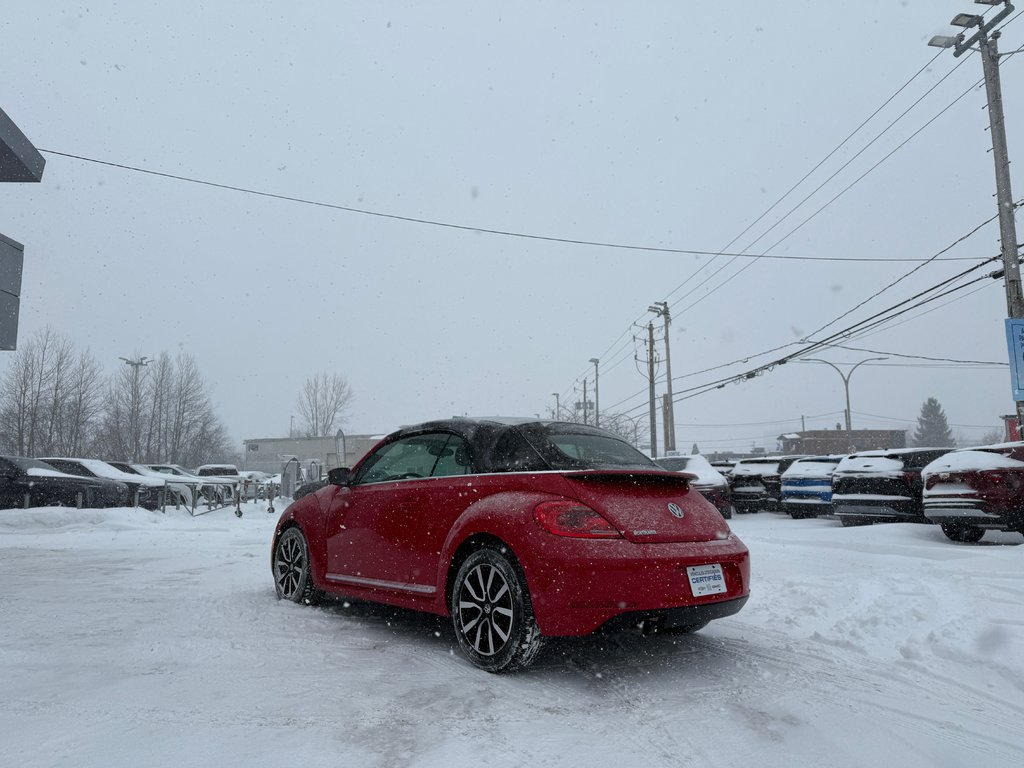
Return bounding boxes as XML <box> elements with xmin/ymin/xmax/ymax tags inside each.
<box><xmin>825</xmin><ymin>343</ymin><xmax>1007</xmax><ymax>366</ymax></box>
<box><xmin>37</xmin><ymin>149</ymin><xmax>977</xmax><ymax>264</ymax></box>
<box><xmin>670</xmin><ymin>67</ymin><xmax>987</xmax><ymax>319</ymax></box>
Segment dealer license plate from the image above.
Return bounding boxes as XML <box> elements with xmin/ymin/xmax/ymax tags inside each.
<box><xmin>686</xmin><ymin>563</ymin><xmax>727</xmax><ymax>597</ymax></box>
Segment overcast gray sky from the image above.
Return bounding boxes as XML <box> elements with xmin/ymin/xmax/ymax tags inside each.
<box><xmin>2</xmin><ymin>1</ymin><xmax>1022</xmax><ymax>453</ymax></box>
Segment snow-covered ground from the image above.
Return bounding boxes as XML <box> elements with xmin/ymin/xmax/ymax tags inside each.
<box><xmin>2</xmin><ymin>503</ymin><xmax>1022</xmax><ymax>768</ymax></box>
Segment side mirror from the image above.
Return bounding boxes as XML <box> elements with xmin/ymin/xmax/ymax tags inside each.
<box><xmin>327</xmin><ymin>467</ymin><xmax>351</xmax><ymax>486</ymax></box>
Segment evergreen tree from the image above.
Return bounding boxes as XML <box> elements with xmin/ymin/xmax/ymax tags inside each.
<box><xmin>912</xmin><ymin>397</ymin><xmax>955</xmax><ymax>447</ymax></box>
<box><xmin>691</xmin><ymin>442</ymin><xmax>700</xmax><ymax>455</ymax></box>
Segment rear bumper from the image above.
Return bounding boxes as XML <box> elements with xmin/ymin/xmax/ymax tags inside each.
<box><xmin>522</xmin><ymin>535</ymin><xmax>751</xmax><ymax>637</ymax></box>
<box><xmin>924</xmin><ymin>500</ymin><xmax>1022</xmax><ymax>531</ymax></box>
<box><xmin>599</xmin><ymin>595</ymin><xmax>749</xmax><ymax>634</ymax></box>
<box><xmin>833</xmin><ymin>497</ymin><xmax>923</xmax><ymax>523</ymax></box>
<box><xmin>782</xmin><ymin>498</ymin><xmax>832</xmax><ymax>515</ymax></box>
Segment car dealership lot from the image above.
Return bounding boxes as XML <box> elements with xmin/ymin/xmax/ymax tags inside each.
<box><xmin>1</xmin><ymin>505</ymin><xmax>1022</xmax><ymax>768</ymax></box>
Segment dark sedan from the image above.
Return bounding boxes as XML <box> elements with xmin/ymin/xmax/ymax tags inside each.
<box><xmin>272</xmin><ymin>418</ymin><xmax>750</xmax><ymax>672</ymax></box>
<box><xmin>0</xmin><ymin>456</ymin><xmax>108</xmax><ymax>509</ymax></box>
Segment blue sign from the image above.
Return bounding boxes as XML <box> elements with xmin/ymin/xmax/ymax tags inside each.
<box><xmin>1005</xmin><ymin>319</ymin><xmax>1024</xmax><ymax>401</ymax></box>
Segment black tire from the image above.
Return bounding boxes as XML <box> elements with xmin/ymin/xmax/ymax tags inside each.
<box><xmin>273</xmin><ymin>527</ymin><xmax>322</xmax><ymax>605</ymax></box>
<box><xmin>720</xmin><ymin>505</ymin><xmax>732</xmax><ymax>520</ymax></box>
<box><xmin>940</xmin><ymin>523</ymin><xmax>985</xmax><ymax>543</ymax></box>
<box><xmin>451</xmin><ymin>547</ymin><xmax>544</xmax><ymax>673</ymax></box>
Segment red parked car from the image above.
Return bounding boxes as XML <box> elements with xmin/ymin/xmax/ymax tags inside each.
<box><xmin>922</xmin><ymin>441</ymin><xmax>1024</xmax><ymax>542</ymax></box>
<box><xmin>272</xmin><ymin>418</ymin><xmax>750</xmax><ymax>672</ymax></box>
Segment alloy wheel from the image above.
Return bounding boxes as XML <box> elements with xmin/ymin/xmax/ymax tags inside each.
<box><xmin>457</xmin><ymin>563</ymin><xmax>515</xmax><ymax>656</ymax></box>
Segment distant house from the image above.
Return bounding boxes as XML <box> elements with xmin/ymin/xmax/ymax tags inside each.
<box><xmin>1002</xmin><ymin>415</ymin><xmax>1020</xmax><ymax>442</ymax></box>
<box><xmin>241</xmin><ymin>434</ymin><xmax>382</xmax><ymax>476</ymax></box>
<box><xmin>777</xmin><ymin>429</ymin><xmax>907</xmax><ymax>455</ymax></box>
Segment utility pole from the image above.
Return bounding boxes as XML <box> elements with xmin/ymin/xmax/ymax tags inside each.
<box><xmin>582</xmin><ymin>379</ymin><xmax>589</xmax><ymax>425</ymax></box>
<box><xmin>649</xmin><ymin>302</ymin><xmax>675</xmax><ymax>452</ymax></box>
<box><xmin>589</xmin><ymin>358</ymin><xmax>600</xmax><ymax>427</ymax></box>
<box><xmin>118</xmin><ymin>355</ymin><xmax>150</xmax><ymax>462</ymax></box>
<box><xmin>647</xmin><ymin>321</ymin><xmax>658</xmax><ymax>458</ymax></box>
<box><xmin>930</xmin><ymin>0</ymin><xmax>1024</xmax><ymax>428</ymax></box>
<box><xmin>552</xmin><ymin>392</ymin><xmax>560</xmax><ymax>420</ymax></box>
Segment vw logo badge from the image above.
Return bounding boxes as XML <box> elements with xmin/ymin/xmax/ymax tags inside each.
<box><xmin>667</xmin><ymin>502</ymin><xmax>685</xmax><ymax>519</ymax></box>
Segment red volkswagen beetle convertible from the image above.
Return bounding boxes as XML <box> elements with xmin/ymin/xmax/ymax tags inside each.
<box><xmin>272</xmin><ymin>418</ymin><xmax>750</xmax><ymax>672</ymax></box>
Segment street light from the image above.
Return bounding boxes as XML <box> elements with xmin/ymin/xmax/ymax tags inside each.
<box><xmin>928</xmin><ymin>0</ymin><xmax>1024</xmax><ymax>431</ymax></box>
<box><xmin>119</xmin><ymin>355</ymin><xmax>151</xmax><ymax>462</ymax></box>
<box><xmin>588</xmin><ymin>358</ymin><xmax>600</xmax><ymax>427</ymax></box>
<box><xmin>803</xmin><ymin>357</ymin><xmax>887</xmax><ymax>451</ymax></box>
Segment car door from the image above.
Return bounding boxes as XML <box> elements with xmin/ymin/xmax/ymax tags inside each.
<box><xmin>325</xmin><ymin>431</ymin><xmax>469</xmax><ymax>596</ymax></box>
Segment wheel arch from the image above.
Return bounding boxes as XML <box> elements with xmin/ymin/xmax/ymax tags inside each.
<box><xmin>444</xmin><ymin>532</ymin><xmax>523</xmax><ymax>615</ymax></box>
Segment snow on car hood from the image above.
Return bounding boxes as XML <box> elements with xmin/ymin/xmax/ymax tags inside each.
<box><xmin>782</xmin><ymin>461</ymin><xmax>839</xmax><ymax>479</ymax></box>
<box><xmin>732</xmin><ymin>461</ymin><xmax>780</xmax><ymax>477</ymax></box>
<box><xmin>665</xmin><ymin>455</ymin><xmax>727</xmax><ymax>487</ymax></box>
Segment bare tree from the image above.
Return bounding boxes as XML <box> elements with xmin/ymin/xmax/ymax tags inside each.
<box><xmin>0</xmin><ymin>327</ymin><xmax>102</xmax><ymax>456</ymax></box>
<box><xmin>296</xmin><ymin>372</ymin><xmax>352</xmax><ymax>437</ymax></box>
<box><xmin>545</xmin><ymin>402</ymin><xmax>648</xmax><ymax>449</ymax></box>
<box><xmin>50</xmin><ymin>349</ymin><xmax>106</xmax><ymax>456</ymax></box>
<box><xmin>93</xmin><ymin>350</ymin><xmax>231</xmax><ymax>465</ymax></box>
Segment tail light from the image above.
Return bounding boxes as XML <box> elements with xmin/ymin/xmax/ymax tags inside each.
<box><xmin>534</xmin><ymin>500</ymin><xmax>622</xmax><ymax>539</ymax></box>
<box><xmin>977</xmin><ymin>470</ymin><xmax>1008</xmax><ymax>489</ymax></box>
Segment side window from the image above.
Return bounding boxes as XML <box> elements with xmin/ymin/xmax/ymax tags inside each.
<box><xmin>491</xmin><ymin>430</ymin><xmax>548</xmax><ymax>472</ymax></box>
<box><xmin>353</xmin><ymin>433</ymin><xmax>454</xmax><ymax>484</ymax></box>
<box><xmin>430</xmin><ymin>435</ymin><xmax>474</xmax><ymax>478</ymax></box>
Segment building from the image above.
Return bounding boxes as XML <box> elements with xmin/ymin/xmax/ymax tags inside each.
<box><xmin>242</xmin><ymin>434</ymin><xmax>382</xmax><ymax>476</ymax></box>
<box><xmin>1</xmin><ymin>105</ymin><xmax>46</xmax><ymax>350</ymax></box>
<box><xmin>777</xmin><ymin>429</ymin><xmax>907</xmax><ymax>456</ymax></box>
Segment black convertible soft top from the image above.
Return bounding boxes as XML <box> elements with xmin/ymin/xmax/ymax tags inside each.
<box><xmin>381</xmin><ymin>418</ymin><xmax>659</xmax><ymax>474</ymax></box>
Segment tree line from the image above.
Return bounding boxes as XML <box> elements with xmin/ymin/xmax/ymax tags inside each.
<box><xmin>0</xmin><ymin>327</ymin><xmax>232</xmax><ymax>466</ymax></box>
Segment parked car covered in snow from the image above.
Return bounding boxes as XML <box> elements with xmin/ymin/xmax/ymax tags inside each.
<box><xmin>922</xmin><ymin>441</ymin><xmax>1024</xmax><ymax>542</ymax></box>
<box><xmin>831</xmin><ymin>448</ymin><xmax>952</xmax><ymax>527</ymax></box>
<box><xmin>0</xmin><ymin>456</ymin><xmax>109</xmax><ymax>509</ymax></box>
<box><xmin>656</xmin><ymin>454</ymin><xmax>732</xmax><ymax>518</ymax></box>
<box><xmin>107</xmin><ymin>461</ymin><xmax>194</xmax><ymax>508</ymax></box>
<box><xmin>780</xmin><ymin>455</ymin><xmax>843</xmax><ymax>519</ymax></box>
<box><xmin>39</xmin><ymin>457</ymin><xmax>165</xmax><ymax>510</ymax></box>
<box><xmin>729</xmin><ymin>457</ymin><xmax>784</xmax><ymax>513</ymax></box>
<box><xmin>272</xmin><ymin>418</ymin><xmax>750</xmax><ymax>672</ymax></box>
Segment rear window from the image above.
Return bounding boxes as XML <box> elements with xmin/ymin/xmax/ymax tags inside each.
<box><xmin>891</xmin><ymin>450</ymin><xmax>950</xmax><ymax>469</ymax></box>
<box><xmin>516</xmin><ymin>426</ymin><xmax>657</xmax><ymax>471</ymax></box>
<box><xmin>198</xmin><ymin>466</ymin><xmax>239</xmax><ymax>477</ymax></box>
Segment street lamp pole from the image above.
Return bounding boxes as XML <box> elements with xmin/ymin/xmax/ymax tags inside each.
<box><xmin>552</xmin><ymin>392</ymin><xmax>561</xmax><ymax>420</ymax></box>
<box><xmin>118</xmin><ymin>355</ymin><xmax>151</xmax><ymax>462</ymax></box>
<box><xmin>804</xmin><ymin>357</ymin><xmax>887</xmax><ymax>451</ymax></box>
<box><xmin>589</xmin><ymin>358</ymin><xmax>600</xmax><ymax>427</ymax></box>
<box><xmin>929</xmin><ymin>0</ymin><xmax>1024</xmax><ymax>429</ymax></box>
